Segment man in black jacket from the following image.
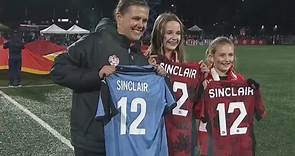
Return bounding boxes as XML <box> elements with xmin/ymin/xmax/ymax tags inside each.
<box><xmin>3</xmin><ymin>31</ymin><xmax>24</xmax><ymax>87</ymax></box>
<box><xmin>51</xmin><ymin>0</ymin><xmax>151</xmax><ymax>155</ymax></box>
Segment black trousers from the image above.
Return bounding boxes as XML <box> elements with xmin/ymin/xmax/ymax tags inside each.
<box><xmin>74</xmin><ymin>146</ymin><xmax>105</xmax><ymax>156</ymax></box>
<box><xmin>8</xmin><ymin>58</ymin><xmax>22</xmax><ymax>85</ymax></box>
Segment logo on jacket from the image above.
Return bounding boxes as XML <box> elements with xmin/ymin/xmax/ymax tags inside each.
<box><xmin>108</xmin><ymin>55</ymin><xmax>120</xmax><ymax>66</ymax></box>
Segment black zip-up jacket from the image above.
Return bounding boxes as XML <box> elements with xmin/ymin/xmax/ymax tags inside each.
<box><xmin>50</xmin><ymin>18</ymin><xmax>148</xmax><ymax>153</ymax></box>
<box><xmin>3</xmin><ymin>37</ymin><xmax>24</xmax><ymax>59</ymax></box>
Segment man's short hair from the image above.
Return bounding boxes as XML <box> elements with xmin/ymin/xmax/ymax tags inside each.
<box><xmin>114</xmin><ymin>0</ymin><xmax>149</xmax><ymax>16</ymax></box>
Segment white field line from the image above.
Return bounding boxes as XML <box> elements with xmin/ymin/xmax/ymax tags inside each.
<box><xmin>0</xmin><ymin>90</ymin><xmax>74</xmax><ymax>150</ymax></box>
<box><xmin>0</xmin><ymin>84</ymin><xmax>57</xmax><ymax>89</ymax></box>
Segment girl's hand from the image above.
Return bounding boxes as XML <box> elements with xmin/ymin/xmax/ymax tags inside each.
<box><xmin>199</xmin><ymin>60</ymin><xmax>210</xmax><ymax>78</ymax></box>
<box><xmin>148</xmin><ymin>55</ymin><xmax>158</xmax><ymax>65</ymax></box>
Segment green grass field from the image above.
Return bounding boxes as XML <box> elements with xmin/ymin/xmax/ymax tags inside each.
<box><xmin>1</xmin><ymin>45</ymin><xmax>295</xmax><ymax>155</ymax></box>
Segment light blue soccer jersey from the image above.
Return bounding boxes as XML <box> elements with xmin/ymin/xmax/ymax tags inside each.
<box><xmin>96</xmin><ymin>65</ymin><xmax>176</xmax><ymax>156</ymax></box>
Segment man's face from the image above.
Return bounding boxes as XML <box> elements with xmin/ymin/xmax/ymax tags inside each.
<box><xmin>116</xmin><ymin>5</ymin><xmax>149</xmax><ymax>41</ymax></box>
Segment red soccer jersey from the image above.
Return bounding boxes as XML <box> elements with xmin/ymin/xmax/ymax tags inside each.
<box><xmin>196</xmin><ymin>68</ymin><xmax>245</xmax><ymax>156</ymax></box>
<box><xmin>158</xmin><ymin>58</ymin><xmax>203</xmax><ymax>156</ymax></box>
<box><xmin>196</xmin><ymin>80</ymin><xmax>266</xmax><ymax>156</ymax></box>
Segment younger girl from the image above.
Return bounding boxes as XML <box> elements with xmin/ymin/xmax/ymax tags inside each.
<box><xmin>197</xmin><ymin>36</ymin><xmax>244</xmax><ymax>156</ymax></box>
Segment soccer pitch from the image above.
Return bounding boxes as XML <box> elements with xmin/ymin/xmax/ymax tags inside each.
<box><xmin>0</xmin><ymin>45</ymin><xmax>295</xmax><ymax>155</ymax></box>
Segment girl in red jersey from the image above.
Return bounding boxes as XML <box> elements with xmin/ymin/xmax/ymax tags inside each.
<box><xmin>147</xmin><ymin>13</ymin><xmax>209</xmax><ymax>156</ymax></box>
<box><xmin>196</xmin><ymin>36</ymin><xmax>245</xmax><ymax>156</ymax></box>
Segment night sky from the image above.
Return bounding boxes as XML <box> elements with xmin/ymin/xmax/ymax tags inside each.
<box><xmin>0</xmin><ymin>0</ymin><xmax>294</xmax><ymax>34</ymax></box>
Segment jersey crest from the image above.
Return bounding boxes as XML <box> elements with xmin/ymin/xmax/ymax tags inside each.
<box><xmin>108</xmin><ymin>54</ymin><xmax>120</xmax><ymax>66</ymax></box>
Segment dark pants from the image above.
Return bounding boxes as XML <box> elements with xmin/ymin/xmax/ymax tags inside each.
<box><xmin>8</xmin><ymin>58</ymin><xmax>22</xmax><ymax>85</ymax></box>
<box><xmin>74</xmin><ymin>146</ymin><xmax>105</xmax><ymax>156</ymax></box>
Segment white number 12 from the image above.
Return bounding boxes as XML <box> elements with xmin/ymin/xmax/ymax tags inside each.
<box><xmin>216</xmin><ymin>102</ymin><xmax>247</xmax><ymax>136</ymax></box>
<box><xmin>118</xmin><ymin>97</ymin><xmax>146</xmax><ymax>135</ymax></box>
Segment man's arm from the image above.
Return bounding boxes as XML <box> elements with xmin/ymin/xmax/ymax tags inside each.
<box><xmin>50</xmin><ymin>35</ymin><xmax>102</xmax><ymax>91</ymax></box>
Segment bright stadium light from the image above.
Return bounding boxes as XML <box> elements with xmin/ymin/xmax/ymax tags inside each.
<box><xmin>58</xmin><ymin>18</ymin><xmax>69</xmax><ymax>22</ymax></box>
<box><xmin>261</xmin><ymin>25</ymin><xmax>264</xmax><ymax>30</ymax></box>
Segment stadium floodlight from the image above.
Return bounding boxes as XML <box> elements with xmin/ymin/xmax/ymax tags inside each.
<box><xmin>58</xmin><ymin>18</ymin><xmax>69</xmax><ymax>22</ymax></box>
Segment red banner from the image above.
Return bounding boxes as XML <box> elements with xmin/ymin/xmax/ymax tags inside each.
<box><xmin>234</xmin><ymin>39</ymin><xmax>267</xmax><ymax>45</ymax></box>
<box><xmin>0</xmin><ymin>47</ymin><xmax>53</xmax><ymax>74</ymax></box>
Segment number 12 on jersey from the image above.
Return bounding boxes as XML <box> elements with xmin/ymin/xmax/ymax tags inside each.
<box><xmin>118</xmin><ymin>97</ymin><xmax>146</xmax><ymax>135</ymax></box>
<box><xmin>216</xmin><ymin>101</ymin><xmax>247</xmax><ymax>136</ymax></box>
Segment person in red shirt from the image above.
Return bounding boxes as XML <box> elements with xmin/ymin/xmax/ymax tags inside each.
<box><xmin>197</xmin><ymin>36</ymin><xmax>243</xmax><ymax>156</ymax></box>
<box><xmin>195</xmin><ymin>36</ymin><xmax>266</xmax><ymax>156</ymax></box>
<box><xmin>147</xmin><ymin>12</ymin><xmax>209</xmax><ymax>156</ymax></box>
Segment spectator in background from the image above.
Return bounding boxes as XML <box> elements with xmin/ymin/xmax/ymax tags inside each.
<box><xmin>3</xmin><ymin>30</ymin><xmax>24</xmax><ymax>87</ymax></box>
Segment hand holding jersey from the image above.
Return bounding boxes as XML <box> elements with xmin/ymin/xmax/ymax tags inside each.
<box><xmin>247</xmin><ymin>78</ymin><xmax>260</xmax><ymax>90</ymax></box>
<box><xmin>195</xmin><ymin>79</ymin><xmax>266</xmax><ymax>156</ymax></box>
<box><xmin>152</xmin><ymin>55</ymin><xmax>204</xmax><ymax>156</ymax></box>
<box><xmin>50</xmin><ymin>1</ymin><xmax>152</xmax><ymax>154</ymax></box>
<box><xmin>195</xmin><ymin>37</ymin><xmax>266</xmax><ymax>156</ymax></box>
<box><xmin>96</xmin><ymin>65</ymin><xmax>176</xmax><ymax>156</ymax></box>
<box><xmin>148</xmin><ymin>54</ymin><xmax>158</xmax><ymax>65</ymax></box>
<box><xmin>196</xmin><ymin>67</ymin><xmax>245</xmax><ymax>156</ymax></box>
<box><xmin>199</xmin><ymin>60</ymin><xmax>210</xmax><ymax>78</ymax></box>
<box><xmin>99</xmin><ymin>65</ymin><xmax>116</xmax><ymax>79</ymax></box>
